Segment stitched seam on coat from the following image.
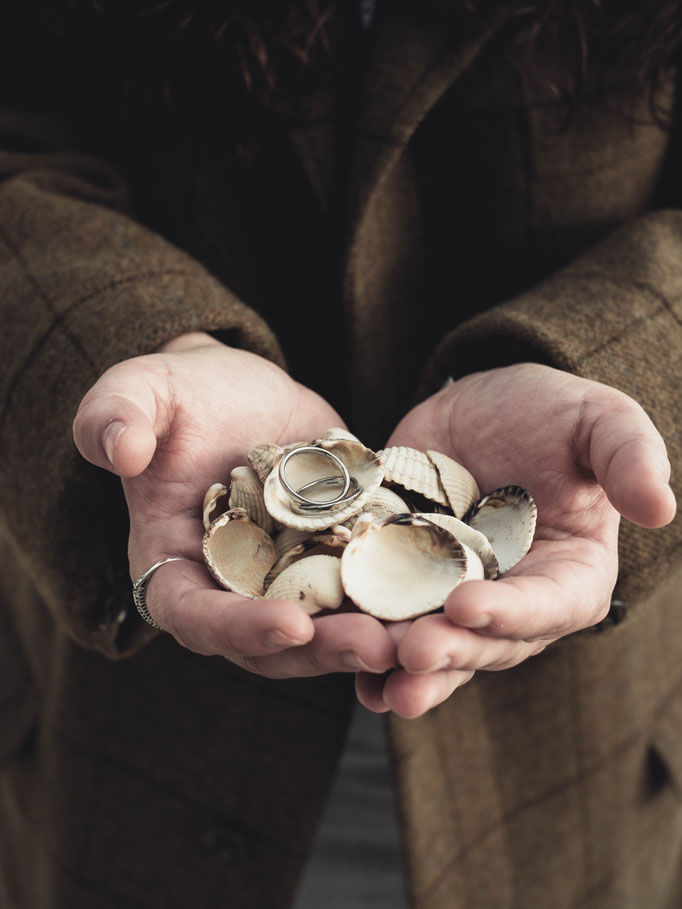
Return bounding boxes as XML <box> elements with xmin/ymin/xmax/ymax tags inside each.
<box><xmin>417</xmin><ymin>672</ymin><xmax>682</xmax><ymax>900</ymax></box>
<box><xmin>0</xmin><ymin>267</ymin><xmax>196</xmax><ymax>435</ymax></box>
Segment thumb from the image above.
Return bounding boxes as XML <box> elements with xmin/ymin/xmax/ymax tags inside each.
<box><xmin>582</xmin><ymin>393</ymin><xmax>676</xmax><ymax>529</ymax></box>
<box><xmin>73</xmin><ymin>391</ymin><xmax>158</xmax><ymax>478</ymax></box>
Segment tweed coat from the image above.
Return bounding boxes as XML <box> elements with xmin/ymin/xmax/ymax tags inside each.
<box><xmin>1</xmin><ymin>2</ymin><xmax>681</xmax><ymax>907</ymax></box>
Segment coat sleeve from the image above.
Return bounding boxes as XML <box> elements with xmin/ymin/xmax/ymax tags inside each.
<box><xmin>420</xmin><ymin>210</ymin><xmax>682</xmax><ymax>606</ymax></box>
<box><xmin>0</xmin><ymin>109</ymin><xmax>287</xmax><ymax>658</ymax></box>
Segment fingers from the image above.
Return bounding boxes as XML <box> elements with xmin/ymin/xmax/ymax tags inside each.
<box><xmin>73</xmin><ymin>390</ymin><xmax>159</xmax><ymax>477</ymax></box>
<box><xmin>142</xmin><ymin>558</ymin><xmax>396</xmax><ymax>678</ymax></box>
<box><xmin>442</xmin><ymin>540</ymin><xmax>615</xmax><ymax>641</ymax></box>
<box><xmin>395</xmin><ymin>613</ymin><xmax>546</xmax><ymax>673</ymax></box>
<box><xmin>579</xmin><ymin>390</ymin><xmax>676</xmax><ymax>528</ymax></box>
<box><xmin>356</xmin><ymin>667</ymin><xmax>474</xmax><ymax>718</ymax></box>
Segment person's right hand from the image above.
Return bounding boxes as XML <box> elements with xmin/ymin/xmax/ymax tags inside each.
<box><xmin>73</xmin><ymin>332</ymin><xmax>396</xmax><ymax>679</ymax></box>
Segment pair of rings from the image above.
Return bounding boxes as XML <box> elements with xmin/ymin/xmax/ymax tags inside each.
<box><xmin>278</xmin><ymin>445</ymin><xmax>362</xmax><ymax>513</ymax></box>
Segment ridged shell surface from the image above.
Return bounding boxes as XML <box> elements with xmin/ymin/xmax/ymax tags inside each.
<box><xmin>426</xmin><ymin>450</ymin><xmax>480</xmax><ymax>518</ymax></box>
<box><xmin>465</xmin><ymin>486</ymin><xmax>537</xmax><ymax>574</ymax></box>
<box><xmin>228</xmin><ymin>465</ymin><xmax>273</xmax><ymax>534</ymax></box>
<box><xmin>263</xmin><ymin>555</ymin><xmax>344</xmax><ymax>615</ymax></box>
<box><xmin>263</xmin><ymin>438</ymin><xmax>384</xmax><ymax>531</ymax></box>
<box><xmin>203</xmin><ymin>508</ymin><xmax>277</xmax><ymax>598</ymax></box>
<box><xmin>247</xmin><ymin>443</ymin><xmax>284</xmax><ymax>484</ymax></box>
<box><xmin>341</xmin><ymin>514</ymin><xmax>467</xmax><ymax>620</ymax></box>
<box><xmin>376</xmin><ymin>447</ymin><xmax>449</xmax><ymax>507</ymax></box>
<box><xmin>342</xmin><ymin>487</ymin><xmax>410</xmax><ymax>531</ymax></box>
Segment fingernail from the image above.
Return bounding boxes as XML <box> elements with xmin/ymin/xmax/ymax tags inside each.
<box><xmin>103</xmin><ymin>420</ymin><xmax>126</xmax><ymax>466</ymax></box>
<box><xmin>466</xmin><ymin>613</ymin><xmax>492</xmax><ymax>629</ymax></box>
<box><xmin>341</xmin><ymin>651</ymin><xmax>383</xmax><ymax>672</ymax></box>
<box><xmin>263</xmin><ymin>630</ymin><xmax>307</xmax><ymax>649</ymax></box>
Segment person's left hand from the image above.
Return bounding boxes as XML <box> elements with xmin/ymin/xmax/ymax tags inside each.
<box><xmin>355</xmin><ymin>363</ymin><xmax>677</xmax><ymax>718</ymax></box>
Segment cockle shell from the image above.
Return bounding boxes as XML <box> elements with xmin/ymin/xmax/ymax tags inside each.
<box><xmin>465</xmin><ymin>486</ymin><xmax>537</xmax><ymax>574</ymax></box>
<box><xmin>426</xmin><ymin>450</ymin><xmax>480</xmax><ymax>519</ymax></box>
<box><xmin>202</xmin><ymin>483</ymin><xmax>231</xmax><ymax>531</ymax></box>
<box><xmin>263</xmin><ymin>554</ymin><xmax>344</xmax><ymax>615</ymax></box>
<box><xmin>248</xmin><ymin>443</ymin><xmax>284</xmax><ymax>484</ymax></box>
<box><xmin>419</xmin><ymin>513</ymin><xmax>499</xmax><ymax>579</ymax></box>
<box><xmin>342</xmin><ymin>487</ymin><xmax>410</xmax><ymax>531</ymax></box>
<box><xmin>202</xmin><ymin>507</ymin><xmax>277</xmax><ymax>598</ymax></box>
<box><xmin>228</xmin><ymin>465</ymin><xmax>274</xmax><ymax>534</ymax></box>
<box><xmin>340</xmin><ymin>513</ymin><xmax>468</xmax><ymax>620</ymax></box>
<box><xmin>263</xmin><ymin>438</ymin><xmax>384</xmax><ymax>531</ymax></box>
<box><xmin>376</xmin><ymin>447</ymin><xmax>449</xmax><ymax>507</ymax></box>
<box><xmin>321</xmin><ymin>427</ymin><xmax>362</xmax><ymax>443</ymax></box>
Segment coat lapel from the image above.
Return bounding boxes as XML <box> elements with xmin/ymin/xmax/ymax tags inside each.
<box><xmin>343</xmin><ymin>3</ymin><xmax>504</xmax><ymax>443</ymax></box>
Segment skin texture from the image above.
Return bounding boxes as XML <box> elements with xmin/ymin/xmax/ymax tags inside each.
<box><xmin>74</xmin><ymin>337</ymin><xmax>676</xmax><ymax>717</ymax></box>
<box><xmin>355</xmin><ymin>364</ymin><xmax>677</xmax><ymax>717</ymax></box>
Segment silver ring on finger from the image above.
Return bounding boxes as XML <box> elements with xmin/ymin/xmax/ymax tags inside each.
<box><xmin>132</xmin><ymin>557</ymin><xmax>189</xmax><ymax>629</ymax></box>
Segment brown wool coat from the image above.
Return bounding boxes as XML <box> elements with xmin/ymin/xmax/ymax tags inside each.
<box><xmin>1</xmin><ymin>3</ymin><xmax>681</xmax><ymax>907</ymax></box>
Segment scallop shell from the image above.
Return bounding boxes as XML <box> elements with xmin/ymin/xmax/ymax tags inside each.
<box><xmin>202</xmin><ymin>483</ymin><xmax>231</xmax><ymax>531</ymax></box>
<box><xmin>376</xmin><ymin>447</ymin><xmax>449</xmax><ymax>507</ymax></box>
<box><xmin>340</xmin><ymin>513</ymin><xmax>468</xmax><ymax>620</ymax></box>
<box><xmin>263</xmin><ymin>554</ymin><xmax>344</xmax><ymax>615</ymax></box>
<box><xmin>247</xmin><ymin>443</ymin><xmax>284</xmax><ymax>484</ymax></box>
<box><xmin>321</xmin><ymin>427</ymin><xmax>361</xmax><ymax>443</ymax></box>
<box><xmin>202</xmin><ymin>507</ymin><xmax>278</xmax><ymax>597</ymax></box>
<box><xmin>426</xmin><ymin>451</ymin><xmax>480</xmax><ymax>519</ymax></box>
<box><xmin>228</xmin><ymin>465</ymin><xmax>274</xmax><ymax>534</ymax></box>
<box><xmin>419</xmin><ymin>513</ymin><xmax>499</xmax><ymax>579</ymax></box>
<box><xmin>342</xmin><ymin>487</ymin><xmax>410</xmax><ymax>531</ymax></box>
<box><xmin>465</xmin><ymin>486</ymin><xmax>537</xmax><ymax>574</ymax></box>
<box><xmin>263</xmin><ymin>438</ymin><xmax>384</xmax><ymax>531</ymax></box>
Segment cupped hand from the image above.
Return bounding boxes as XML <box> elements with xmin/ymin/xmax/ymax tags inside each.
<box><xmin>73</xmin><ymin>332</ymin><xmax>395</xmax><ymax>679</ymax></box>
<box><xmin>356</xmin><ymin>363</ymin><xmax>676</xmax><ymax>717</ymax></box>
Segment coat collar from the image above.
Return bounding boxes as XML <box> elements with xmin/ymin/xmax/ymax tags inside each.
<box><xmin>347</xmin><ymin>1</ymin><xmax>504</xmax><ymax>235</ymax></box>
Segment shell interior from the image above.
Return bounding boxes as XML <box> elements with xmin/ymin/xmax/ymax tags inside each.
<box><xmin>341</xmin><ymin>514</ymin><xmax>467</xmax><ymax>620</ymax></box>
<box><xmin>203</xmin><ymin>508</ymin><xmax>277</xmax><ymax>598</ymax></box>
<box><xmin>465</xmin><ymin>486</ymin><xmax>537</xmax><ymax>574</ymax></box>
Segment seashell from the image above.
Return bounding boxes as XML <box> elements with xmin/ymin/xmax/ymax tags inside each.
<box><xmin>263</xmin><ymin>438</ymin><xmax>384</xmax><ymax>531</ymax></box>
<box><xmin>340</xmin><ymin>513</ymin><xmax>467</xmax><ymax>621</ymax></box>
<box><xmin>275</xmin><ymin>526</ymin><xmax>314</xmax><ymax>555</ymax></box>
<box><xmin>418</xmin><ymin>513</ymin><xmax>499</xmax><ymax>579</ymax></box>
<box><xmin>376</xmin><ymin>447</ymin><xmax>449</xmax><ymax>507</ymax></box>
<box><xmin>465</xmin><ymin>486</ymin><xmax>537</xmax><ymax>574</ymax></box>
<box><xmin>202</xmin><ymin>483</ymin><xmax>231</xmax><ymax>531</ymax></box>
<box><xmin>321</xmin><ymin>427</ymin><xmax>362</xmax><ymax>443</ymax></box>
<box><xmin>426</xmin><ymin>450</ymin><xmax>480</xmax><ymax>519</ymax></box>
<box><xmin>343</xmin><ymin>487</ymin><xmax>410</xmax><ymax>531</ymax></box>
<box><xmin>264</xmin><ymin>542</ymin><xmax>310</xmax><ymax>588</ymax></box>
<box><xmin>203</xmin><ymin>507</ymin><xmax>278</xmax><ymax>598</ymax></box>
<box><xmin>248</xmin><ymin>443</ymin><xmax>284</xmax><ymax>484</ymax></box>
<box><xmin>263</xmin><ymin>554</ymin><xmax>344</xmax><ymax>615</ymax></box>
<box><xmin>228</xmin><ymin>465</ymin><xmax>274</xmax><ymax>534</ymax></box>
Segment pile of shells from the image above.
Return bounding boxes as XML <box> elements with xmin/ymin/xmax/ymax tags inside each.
<box><xmin>201</xmin><ymin>428</ymin><xmax>536</xmax><ymax>621</ymax></box>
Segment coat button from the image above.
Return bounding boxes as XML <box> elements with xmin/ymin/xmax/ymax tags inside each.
<box><xmin>203</xmin><ymin>824</ymin><xmax>247</xmax><ymax>868</ymax></box>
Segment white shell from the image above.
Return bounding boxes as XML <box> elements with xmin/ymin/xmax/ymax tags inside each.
<box><xmin>263</xmin><ymin>438</ymin><xmax>384</xmax><ymax>531</ymax></box>
<box><xmin>247</xmin><ymin>443</ymin><xmax>284</xmax><ymax>484</ymax></box>
<box><xmin>340</xmin><ymin>514</ymin><xmax>467</xmax><ymax>620</ymax></box>
<box><xmin>418</xmin><ymin>513</ymin><xmax>499</xmax><ymax>579</ymax></box>
<box><xmin>263</xmin><ymin>555</ymin><xmax>344</xmax><ymax>615</ymax></box>
<box><xmin>202</xmin><ymin>508</ymin><xmax>277</xmax><ymax>597</ymax></box>
<box><xmin>202</xmin><ymin>483</ymin><xmax>231</xmax><ymax>531</ymax></box>
<box><xmin>426</xmin><ymin>450</ymin><xmax>480</xmax><ymax>519</ymax></box>
<box><xmin>228</xmin><ymin>465</ymin><xmax>273</xmax><ymax>534</ymax></box>
<box><xmin>321</xmin><ymin>427</ymin><xmax>361</xmax><ymax>443</ymax></box>
<box><xmin>465</xmin><ymin>486</ymin><xmax>537</xmax><ymax>574</ymax></box>
<box><xmin>376</xmin><ymin>447</ymin><xmax>449</xmax><ymax>507</ymax></box>
<box><xmin>342</xmin><ymin>487</ymin><xmax>410</xmax><ymax>531</ymax></box>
